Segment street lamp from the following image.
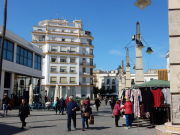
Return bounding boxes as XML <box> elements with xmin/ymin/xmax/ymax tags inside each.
<box><xmin>146</xmin><ymin>47</ymin><xmax>153</xmax><ymax>55</ymax></box>
<box><xmin>135</xmin><ymin>0</ymin><xmax>151</xmax><ymax>10</ymax></box>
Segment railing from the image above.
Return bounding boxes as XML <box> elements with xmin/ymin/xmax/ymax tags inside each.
<box><xmin>79</xmin><ymin>82</ymin><xmax>94</xmax><ymax>85</ymax></box>
<box><xmin>82</xmin><ymin>53</ymin><xmax>94</xmax><ymax>56</ymax></box>
<box><xmin>60</xmin><ymin>70</ymin><xmax>67</xmax><ymax>72</ymax></box>
<box><xmin>48</xmin><ymin>50</ymin><xmax>79</xmax><ymax>54</ymax></box>
<box><xmin>79</xmin><ymin>63</ymin><xmax>96</xmax><ymax>66</ymax></box>
<box><xmin>79</xmin><ymin>72</ymin><xmax>91</xmax><ymax>75</ymax></box>
<box><xmin>81</xmin><ymin>43</ymin><xmax>94</xmax><ymax>46</ymax></box>
<box><xmin>46</xmin><ymin>40</ymin><xmax>79</xmax><ymax>44</ymax></box>
<box><xmin>112</xmin><ymin>82</ymin><xmax>116</xmax><ymax>84</ymax></box>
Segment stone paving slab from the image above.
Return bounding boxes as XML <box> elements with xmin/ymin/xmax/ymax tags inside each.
<box><xmin>0</xmin><ymin>102</ymin><xmax>156</xmax><ymax>135</ymax></box>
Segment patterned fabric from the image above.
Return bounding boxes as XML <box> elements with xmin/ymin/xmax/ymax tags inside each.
<box><xmin>125</xmin><ymin>89</ymin><xmax>131</xmax><ymax>99</ymax></box>
<box><xmin>130</xmin><ymin>89</ymin><xmax>142</xmax><ymax>118</ymax></box>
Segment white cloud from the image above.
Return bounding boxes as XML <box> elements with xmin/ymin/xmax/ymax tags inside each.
<box><xmin>158</xmin><ymin>53</ymin><xmax>166</xmax><ymax>58</ymax></box>
<box><xmin>109</xmin><ymin>49</ymin><xmax>122</xmax><ymax>55</ymax></box>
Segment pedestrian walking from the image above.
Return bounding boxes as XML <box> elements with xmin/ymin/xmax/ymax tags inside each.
<box><xmin>53</xmin><ymin>97</ymin><xmax>59</xmax><ymax>115</ymax></box>
<box><xmin>2</xmin><ymin>93</ymin><xmax>10</xmax><ymax>117</ymax></box>
<box><xmin>80</xmin><ymin>100</ymin><xmax>92</xmax><ymax>131</ymax></box>
<box><xmin>65</xmin><ymin>96</ymin><xmax>69</xmax><ymax>111</ymax></box>
<box><xmin>105</xmin><ymin>96</ymin><xmax>108</xmax><ymax>105</ymax></box>
<box><xmin>45</xmin><ymin>100</ymin><xmax>52</xmax><ymax>110</ymax></box>
<box><xmin>94</xmin><ymin>97</ymin><xmax>100</xmax><ymax>112</ymax></box>
<box><xmin>67</xmin><ymin>96</ymin><xmax>79</xmax><ymax>132</ymax></box>
<box><xmin>110</xmin><ymin>97</ymin><xmax>116</xmax><ymax>112</ymax></box>
<box><xmin>113</xmin><ymin>100</ymin><xmax>121</xmax><ymax>127</ymax></box>
<box><xmin>120</xmin><ymin>98</ymin><xmax>132</xmax><ymax>129</ymax></box>
<box><xmin>84</xmin><ymin>97</ymin><xmax>90</xmax><ymax>105</ymax></box>
<box><xmin>87</xmin><ymin>96</ymin><xmax>90</xmax><ymax>101</ymax></box>
<box><xmin>59</xmin><ymin>97</ymin><xmax>65</xmax><ymax>115</ymax></box>
<box><xmin>19</xmin><ymin>99</ymin><xmax>30</xmax><ymax>129</ymax></box>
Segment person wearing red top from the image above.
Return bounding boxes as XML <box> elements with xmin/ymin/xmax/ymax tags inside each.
<box><xmin>120</xmin><ymin>99</ymin><xmax>132</xmax><ymax>129</ymax></box>
<box><xmin>65</xmin><ymin>96</ymin><xmax>69</xmax><ymax>111</ymax></box>
<box><xmin>113</xmin><ymin>100</ymin><xmax>121</xmax><ymax>127</ymax></box>
<box><xmin>84</xmin><ymin>97</ymin><xmax>90</xmax><ymax>105</ymax></box>
<box><xmin>151</xmin><ymin>88</ymin><xmax>163</xmax><ymax>107</ymax></box>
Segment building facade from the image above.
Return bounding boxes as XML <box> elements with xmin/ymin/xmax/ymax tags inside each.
<box><xmin>0</xmin><ymin>25</ymin><xmax>44</xmax><ymax>109</ymax></box>
<box><xmin>93</xmin><ymin>69</ymin><xmax>158</xmax><ymax>94</ymax></box>
<box><xmin>31</xmin><ymin>18</ymin><xmax>95</xmax><ymax>100</ymax></box>
<box><xmin>166</xmin><ymin>51</ymin><xmax>170</xmax><ymax>81</ymax></box>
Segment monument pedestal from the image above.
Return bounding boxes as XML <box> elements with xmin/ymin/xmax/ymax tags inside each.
<box><xmin>156</xmin><ymin>122</ymin><xmax>180</xmax><ymax>135</ymax></box>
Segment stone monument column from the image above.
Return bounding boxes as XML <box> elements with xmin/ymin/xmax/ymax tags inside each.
<box><xmin>135</xmin><ymin>22</ymin><xmax>144</xmax><ymax>85</ymax></box>
<box><xmin>126</xmin><ymin>48</ymin><xmax>131</xmax><ymax>88</ymax></box>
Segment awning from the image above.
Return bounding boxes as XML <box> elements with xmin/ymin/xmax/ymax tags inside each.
<box><xmin>138</xmin><ymin>79</ymin><xmax>170</xmax><ymax>87</ymax></box>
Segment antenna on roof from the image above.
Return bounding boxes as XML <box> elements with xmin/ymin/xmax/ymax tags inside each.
<box><xmin>57</xmin><ymin>12</ymin><xmax>59</xmax><ymax>19</ymax></box>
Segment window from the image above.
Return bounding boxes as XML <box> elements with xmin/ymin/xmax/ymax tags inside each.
<box><xmin>90</xmin><ymin>58</ymin><xmax>93</xmax><ymax>65</ymax></box>
<box><xmin>112</xmin><ymin>86</ymin><xmax>116</xmax><ymax>92</ymax></box>
<box><xmin>38</xmin><ymin>29</ymin><xmax>42</xmax><ymax>31</ymax></box>
<box><xmin>90</xmin><ymin>49</ymin><xmax>93</xmax><ymax>55</ymax></box>
<box><xmin>52</xmin><ymin>28</ymin><xmax>56</xmax><ymax>31</ymax></box>
<box><xmin>107</xmin><ymin>79</ymin><xmax>110</xmax><ymax>84</ymax></box>
<box><xmin>60</xmin><ymin>57</ymin><xmax>67</xmax><ymax>63</ymax></box>
<box><xmin>112</xmin><ymin>79</ymin><xmax>115</xmax><ymax>84</ymax></box>
<box><xmin>60</xmin><ymin>47</ymin><xmax>67</xmax><ymax>52</ymax></box>
<box><xmin>82</xmin><ymin>58</ymin><xmax>86</xmax><ymax>63</ymax></box>
<box><xmin>52</xmin><ymin>37</ymin><xmax>56</xmax><ymax>41</ymax></box>
<box><xmin>60</xmin><ymin>66</ymin><xmax>67</xmax><ymax>73</ymax></box>
<box><xmin>70</xmin><ymin>30</ymin><xmax>74</xmax><ymax>33</ymax></box>
<box><xmin>51</xmin><ymin>46</ymin><xmax>57</xmax><ymax>52</ymax></box>
<box><xmin>34</xmin><ymin>54</ymin><xmax>41</xmax><ymax>70</ymax></box>
<box><xmin>38</xmin><ymin>45</ymin><xmax>43</xmax><ymax>50</ymax></box>
<box><xmin>70</xmin><ymin>47</ymin><xmax>76</xmax><ymax>53</ymax></box>
<box><xmin>51</xmin><ymin>56</ymin><xmax>57</xmax><ymax>63</ymax></box>
<box><xmin>70</xmin><ymin>77</ymin><xmax>76</xmax><ymax>83</ymax></box>
<box><xmin>60</xmin><ymin>77</ymin><xmax>67</xmax><ymax>83</ymax></box>
<box><xmin>62</xmin><ymin>38</ymin><xmax>65</xmax><ymax>41</ymax></box>
<box><xmin>87</xmin><ymin>39</ymin><xmax>92</xmax><ymax>45</ymax></box>
<box><xmin>39</xmin><ymin>37</ymin><xmax>43</xmax><ymax>41</ymax></box>
<box><xmin>70</xmin><ymin>57</ymin><xmax>76</xmax><ymax>63</ymax></box>
<box><xmin>71</xmin><ymin>38</ymin><xmax>74</xmax><ymax>42</ymax></box>
<box><xmin>61</xmin><ymin>29</ymin><xmax>65</xmax><ymax>32</ymax></box>
<box><xmin>90</xmin><ymin>78</ymin><xmax>93</xmax><ymax>85</ymax></box>
<box><xmin>50</xmin><ymin>66</ymin><xmax>57</xmax><ymax>72</ymax></box>
<box><xmin>83</xmin><ymin>67</ymin><xmax>86</xmax><ymax>73</ymax></box>
<box><xmin>90</xmin><ymin>68</ymin><xmax>93</xmax><ymax>75</ymax></box>
<box><xmin>81</xmin><ymin>86</ymin><xmax>87</xmax><ymax>99</ymax></box>
<box><xmin>16</xmin><ymin>46</ymin><xmax>32</xmax><ymax>67</ymax></box>
<box><xmin>82</xmin><ymin>77</ymin><xmax>86</xmax><ymax>83</ymax></box>
<box><xmin>50</xmin><ymin>76</ymin><xmax>57</xmax><ymax>83</ymax></box>
<box><xmin>131</xmin><ymin>79</ymin><xmax>135</xmax><ymax>84</ymax></box>
<box><xmin>0</xmin><ymin>37</ymin><xmax>14</xmax><ymax>62</ymax></box>
<box><xmin>70</xmin><ymin>67</ymin><xmax>76</xmax><ymax>73</ymax></box>
<box><xmin>82</xmin><ymin>48</ymin><xmax>86</xmax><ymax>55</ymax></box>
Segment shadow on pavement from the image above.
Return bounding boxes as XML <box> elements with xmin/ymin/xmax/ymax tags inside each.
<box><xmin>90</xmin><ymin>126</ymin><xmax>111</xmax><ymax>130</ymax></box>
<box><xmin>0</xmin><ymin>123</ymin><xmax>27</xmax><ymax>135</ymax></box>
<box><xmin>30</xmin><ymin>125</ymin><xmax>57</xmax><ymax>128</ymax></box>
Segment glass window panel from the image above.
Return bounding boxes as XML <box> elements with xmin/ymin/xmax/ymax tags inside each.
<box><xmin>38</xmin><ymin>56</ymin><xmax>41</xmax><ymax>63</ymax></box>
<box><xmin>20</xmin><ymin>56</ymin><xmax>24</xmax><ymax>65</ymax></box>
<box><xmin>24</xmin><ymin>50</ymin><xmax>27</xmax><ymax>58</ymax></box>
<box><xmin>7</xmin><ymin>42</ymin><xmax>13</xmax><ymax>51</ymax></box>
<box><xmin>3</xmin><ymin>50</ymin><xmax>6</xmax><ymax>59</ymax></box>
<box><xmin>28</xmin><ymin>59</ymin><xmax>32</xmax><ymax>67</ymax></box>
<box><xmin>35</xmin><ymin>55</ymin><xmax>38</xmax><ymax>62</ymax></box>
<box><xmin>28</xmin><ymin>52</ymin><xmax>32</xmax><ymax>59</ymax></box>
<box><xmin>20</xmin><ymin>48</ymin><xmax>24</xmax><ymax>56</ymax></box>
<box><xmin>60</xmin><ymin>67</ymin><xmax>66</xmax><ymax>72</ymax></box>
<box><xmin>24</xmin><ymin>58</ymin><xmax>28</xmax><ymax>66</ymax></box>
<box><xmin>34</xmin><ymin>62</ymin><xmax>37</xmax><ymax>69</ymax></box>
<box><xmin>70</xmin><ymin>77</ymin><xmax>75</xmax><ymax>82</ymax></box>
<box><xmin>38</xmin><ymin>63</ymin><xmax>41</xmax><ymax>70</ymax></box>
<box><xmin>61</xmin><ymin>47</ymin><xmax>66</xmax><ymax>52</ymax></box>
<box><xmin>70</xmin><ymin>47</ymin><xmax>76</xmax><ymax>51</ymax></box>
<box><xmin>51</xmin><ymin>66</ymin><xmax>56</xmax><ymax>72</ymax></box>
<box><xmin>83</xmin><ymin>77</ymin><xmax>86</xmax><ymax>82</ymax></box>
<box><xmin>60</xmin><ymin>57</ymin><xmax>66</xmax><ymax>62</ymax></box>
<box><xmin>7</xmin><ymin>51</ymin><xmax>13</xmax><ymax>61</ymax></box>
<box><xmin>17</xmin><ymin>46</ymin><xmax>20</xmax><ymax>54</ymax></box>
<box><xmin>70</xmin><ymin>58</ymin><xmax>75</xmax><ymax>63</ymax></box>
<box><xmin>51</xmin><ymin>46</ymin><xmax>57</xmax><ymax>51</ymax></box>
<box><xmin>51</xmin><ymin>57</ymin><xmax>56</xmax><ymax>62</ymax></box>
<box><xmin>0</xmin><ymin>37</ymin><xmax>1</xmax><ymax>47</ymax></box>
<box><xmin>16</xmin><ymin>54</ymin><xmax>20</xmax><ymax>64</ymax></box>
<box><xmin>3</xmin><ymin>40</ymin><xmax>7</xmax><ymax>49</ymax></box>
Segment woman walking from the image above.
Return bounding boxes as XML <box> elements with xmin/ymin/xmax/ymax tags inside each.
<box><xmin>84</xmin><ymin>97</ymin><xmax>90</xmax><ymax>105</ymax></box>
<box><xmin>94</xmin><ymin>97</ymin><xmax>100</xmax><ymax>112</ymax></box>
<box><xmin>19</xmin><ymin>99</ymin><xmax>30</xmax><ymax>129</ymax></box>
<box><xmin>113</xmin><ymin>100</ymin><xmax>121</xmax><ymax>127</ymax></box>
<box><xmin>120</xmin><ymin>98</ymin><xmax>132</xmax><ymax>129</ymax></box>
<box><xmin>80</xmin><ymin>100</ymin><xmax>92</xmax><ymax>131</ymax></box>
<box><xmin>53</xmin><ymin>97</ymin><xmax>59</xmax><ymax>115</ymax></box>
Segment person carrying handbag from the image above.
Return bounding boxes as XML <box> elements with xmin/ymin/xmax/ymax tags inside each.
<box><xmin>80</xmin><ymin>100</ymin><xmax>92</xmax><ymax>131</ymax></box>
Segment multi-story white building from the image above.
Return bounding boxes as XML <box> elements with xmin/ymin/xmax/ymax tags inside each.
<box><xmin>0</xmin><ymin>25</ymin><xmax>44</xmax><ymax>109</ymax></box>
<box><xmin>31</xmin><ymin>18</ymin><xmax>96</xmax><ymax>100</ymax></box>
<box><xmin>93</xmin><ymin>69</ymin><xmax>158</xmax><ymax>94</ymax></box>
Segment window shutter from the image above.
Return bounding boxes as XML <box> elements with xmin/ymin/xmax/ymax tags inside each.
<box><xmin>60</xmin><ymin>77</ymin><xmax>66</xmax><ymax>82</ymax></box>
<box><xmin>70</xmin><ymin>77</ymin><xmax>75</xmax><ymax>82</ymax></box>
<box><xmin>61</xmin><ymin>47</ymin><xmax>66</xmax><ymax>51</ymax></box>
<box><xmin>51</xmin><ymin>77</ymin><xmax>56</xmax><ymax>82</ymax></box>
<box><xmin>70</xmin><ymin>47</ymin><xmax>76</xmax><ymax>51</ymax></box>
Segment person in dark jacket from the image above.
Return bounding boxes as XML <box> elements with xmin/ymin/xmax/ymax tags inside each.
<box><xmin>67</xmin><ymin>96</ymin><xmax>80</xmax><ymax>132</ymax></box>
<box><xmin>2</xmin><ymin>93</ymin><xmax>10</xmax><ymax>117</ymax></box>
<box><xmin>54</xmin><ymin>97</ymin><xmax>59</xmax><ymax>115</ymax></box>
<box><xmin>113</xmin><ymin>100</ymin><xmax>121</xmax><ymax>127</ymax></box>
<box><xmin>94</xmin><ymin>97</ymin><xmax>100</xmax><ymax>112</ymax></box>
<box><xmin>110</xmin><ymin>97</ymin><xmax>116</xmax><ymax>112</ymax></box>
<box><xmin>59</xmin><ymin>97</ymin><xmax>65</xmax><ymax>115</ymax></box>
<box><xmin>80</xmin><ymin>100</ymin><xmax>92</xmax><ymax>131</ymax></box>
<box><xmin>19</xmin><ymin>99</ymin><xmax>30</xmax><ymax>129</ymax></box>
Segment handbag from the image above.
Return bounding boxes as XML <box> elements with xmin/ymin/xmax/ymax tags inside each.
<box><xmin>88</xmin><ymin>115</ymin><xmax>94</xmax><ymax>124</ymax></box>
<box><xmin>84</xmin><ymin>112</ymin><xmax>90</xmax><ymax>117</ymax></box>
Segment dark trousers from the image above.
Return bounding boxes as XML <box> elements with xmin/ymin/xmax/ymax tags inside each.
<box><xmin>96</xmin><ymin>105</ymin><xmax>99</xmax><ymax>111</ymax></box>
<box><xmin>20</xmin><ymin>116</ymin><xmax>26</xmax><ymax>127</ymax></box>
<box><xmin>115</xmin><ymin>115</ymin><xmax>119</xmax><ymax>126</ymax></box>
<box><xmin>60</xmin><ymin>107</ymin><xmax>64</xmax><ymax>114</ymax></box>
<box><xmin>82</xmin><ymin>117</ymin><xmax>88</xmax><ymax>128</ymax></box>
<box><xmin>55</xmin><ymin>106</ymin><xmax>59</xmax><ymax>114</ymax></box>
<box><xmin>67</xmin><ymin>113</ymin><xmax>76</xmax><ymax>130</ymax></box>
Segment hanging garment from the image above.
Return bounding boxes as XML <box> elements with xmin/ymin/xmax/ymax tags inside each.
<box><xmin>161</xmin><ymin>88</ymin><xmax>171</xmax><ymax>105</ymax></box>
<box><xmin>125</xmin><ymin>89</ymin><xmax>131</xmax><ymax>99</ymax></box>
<box><xmin>151</xmin><ymin>88</ymin><xmax>163</xmax><ymax>107</ymax></box>
<box><xmin>141</xmin><ymin>89</ymin><xmax>153</xmax><ymax>112</ymax></box>
<box><xmin>130</xmin><ymin>89</ymin><xmax>142</xmax><ymax>118</ymax></box>
<box><xmin>122</xmin><ymin>90</ymin><xmax>126</xmax><ymax>105</ymax></box>
<box><xmin>119</xmin><ymin>90</ymin><xmax>123</xmax><ymax>101</ymax></box>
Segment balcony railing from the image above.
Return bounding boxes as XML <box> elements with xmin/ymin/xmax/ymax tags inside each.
<box><xmin>79</xmin><ymin>62</ymin><xmax>96</xmax><ymax>66</ymax></box>
<box><xmin>112</xmin><ymin>82</ymin><xmax>116</xmax><ymax>84</ymax></box>
<box><xmin>48</xmin><ymin>50</ymin><xmax>79</xmax><ymax>54</ymax></box>
<box><xmin>82</xmin><ymin>53</ymin><xmax>94</xmax><ymax>56</ymax></box>
<box><xmin>81</xmin><ymin>43</ymin><xmax>94</xmax><ymax>46</ymax></box>
<box><xmin>80</xmin><ymin>72</ymin><xmax>93</xmax><ymax>75</ymax></box>
<box><xmin>79</xmin><ymin>82</ymin><xmax>94</xmax><ymax>85</ymax></box>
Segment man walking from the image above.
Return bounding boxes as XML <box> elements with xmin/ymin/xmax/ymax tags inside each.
<box><xmin>67</xmin><ymin>96</ymin><xmax>79</xmax><ymax>132</ymax></box>
<box><xmin>2</xmin><ymin>93</ymin><xmax>10</xmax><ymax>117</ymax></box>
<box><xmin>59</xmin><ymin>97</ymin><xmax>65</xmax><ymax>115</ymax></box>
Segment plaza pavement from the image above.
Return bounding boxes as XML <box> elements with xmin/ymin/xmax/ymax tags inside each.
<box><xmin>0</xmin><ymin>102</ymin><xmax>156</xmax><ymax>135</ymax></box>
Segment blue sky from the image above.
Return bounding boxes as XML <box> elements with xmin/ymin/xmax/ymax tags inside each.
<box><xmin>0</xmin><ymin>0</ymin><xmax>169</xmax><ymax>73</ymax></box>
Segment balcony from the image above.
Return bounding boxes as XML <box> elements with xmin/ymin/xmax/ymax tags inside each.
<box><xmin>79</xmin><ymin>82</ymin><xmax>94</xmax><ymax>85</ymax></box>
<box><xmin>70</xmin><ymin>70</ymin><xmax>76</xmax><ymax>74</ymax></box>
<box><xmin>46</xmin><ymin>40</ymin><xmax>80</xmax><ymax>44</ymax></box>
<box><xmin>48</xmin><ymin>50</ymin><xmax>80</xmax><ymax>55</ymax></box>
<box><xmin>79</xmin><ymin>62</ymin><xmax>96</xmax><ymax>66</ymax></box>
<box><xmin>81</xmin><ymin>43</ymin><xmax>94</xmax><ymax>46</ymax></box>
<box><xmin>60</xmin><ymin>70</ymin><xmax>67</xmax><ymax>73</ymax></box>
<box><xmin>82</xmin><ymin>53</ymin><xmax>94</xmax><ymax>56</ymax></box>
<box><xmin>80</xmin><ymin>72</ymin><xmax>93</xmax><ymax>75</ymax></box>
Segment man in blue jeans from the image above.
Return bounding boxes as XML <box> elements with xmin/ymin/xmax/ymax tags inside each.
<box><xmin>125</xmin><ymin>114</ymin><xmax>132</xmax><ymax>128</ymax></box>
<box><xmin>67</xmin><ymin>96</ymin><xmax>79</xmax><ymax>132</ymax></box>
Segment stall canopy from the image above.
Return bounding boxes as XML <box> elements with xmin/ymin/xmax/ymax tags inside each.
<box><xmin>138</xmin><ymin>79</ymin><xmax>170</xmax><ymax>87</ymax></box>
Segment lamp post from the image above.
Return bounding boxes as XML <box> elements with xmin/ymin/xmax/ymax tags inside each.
<box><xmin>0</xmin><ymin>0</ymin><xmax>7</xmax><ymax>87</ymax></box>
<box><xmin>135</xmin><ymin>0</ymin><xmax>151</xmax><ymax>10</ymax></box>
